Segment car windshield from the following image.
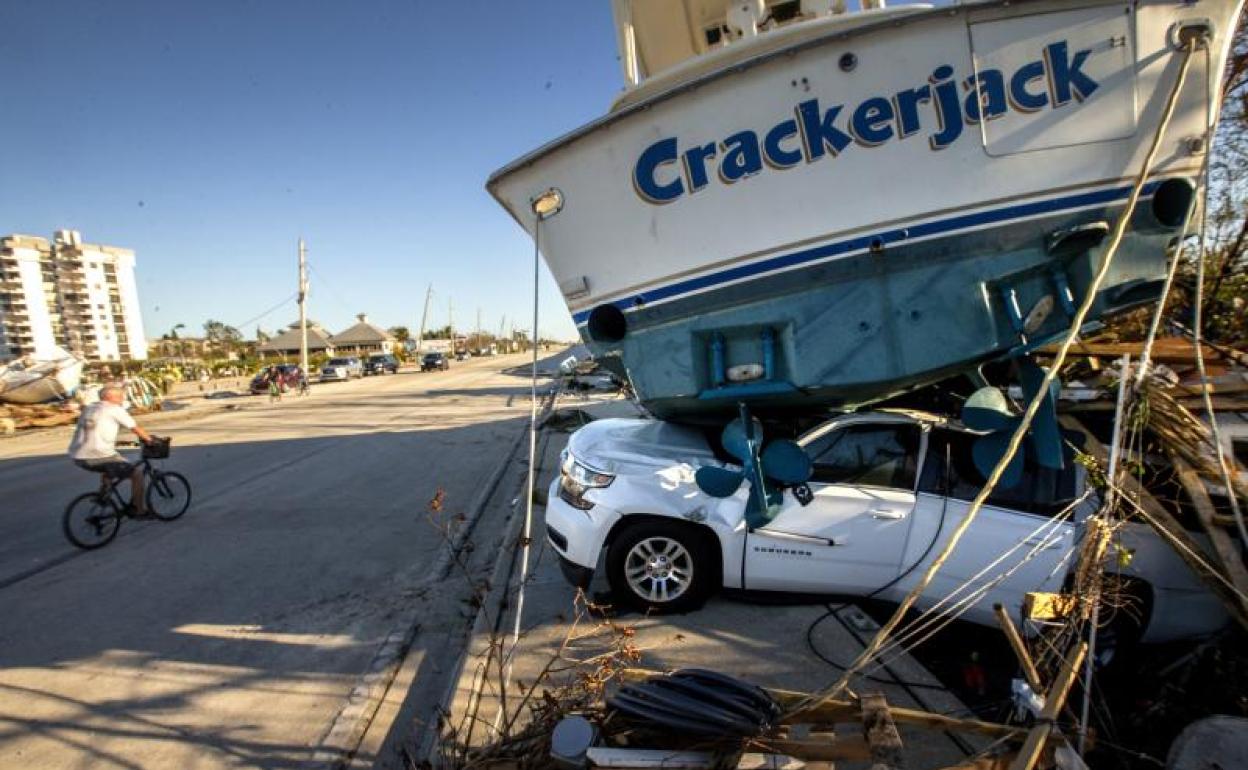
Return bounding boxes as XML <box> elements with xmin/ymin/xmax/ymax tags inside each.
<box><xmin>327</xmin><ymin>359</ymin><xmax>350</xmax><ymax>366</ymax></box>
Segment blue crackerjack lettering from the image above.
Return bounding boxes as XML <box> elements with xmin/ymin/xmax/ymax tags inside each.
<box><xmin>633</xmin><ymin>40</ymin><xmax>1101</xmax><ymax>205</ymax></box>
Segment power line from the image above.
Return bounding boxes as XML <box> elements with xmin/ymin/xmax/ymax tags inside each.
<box><xmin>306</xmin><ymin>261</ymin><xmax>356</xmax><ymax>318</ymax></box>
<box><xmin>227</xmin><ymin>292</ymin><xmax>298</xmax><ymax>331</ymax></box>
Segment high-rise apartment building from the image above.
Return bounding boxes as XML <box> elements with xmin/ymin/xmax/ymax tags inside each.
<box><xmin>0</xmin><ymin>230</ymin><xmax>147</xmax><ymax>363</ymax></box>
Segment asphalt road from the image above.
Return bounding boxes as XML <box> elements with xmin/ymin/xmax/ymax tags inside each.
<box><xmin>0</xmin><ymin>352</ymin><xmax>555</xmax><ymax>769</ymax></box>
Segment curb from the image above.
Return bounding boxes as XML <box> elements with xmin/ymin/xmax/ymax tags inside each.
<box><xmin>413</xmin><ymin>391</ymin><xmax>563</xmax><ymax>762</ymax></box>
<box><xmin>312</xmin><ymin>385</ymin><xmax>559</xmax><ymax>769</ymax></box>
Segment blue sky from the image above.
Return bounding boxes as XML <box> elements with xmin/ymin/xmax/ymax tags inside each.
<box><xmin>0</xmin><ymin>1</ymin><xmax>622</xmax><ymax>341</ymax></box>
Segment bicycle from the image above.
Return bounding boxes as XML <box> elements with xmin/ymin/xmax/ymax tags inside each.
<box><xmin>62</xmin><ymin>436</ymin><xmax>193</xmax><ymax>550</ymax></box>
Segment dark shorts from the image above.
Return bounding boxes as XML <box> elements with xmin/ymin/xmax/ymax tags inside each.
<box><xmin>75</xmin><ymin>457</ymin><xmax>135</xmax><ymax>480</ymax></box>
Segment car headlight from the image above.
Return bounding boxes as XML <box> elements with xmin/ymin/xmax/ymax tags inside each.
<box><xmin>561</xmin><ymin>451</ymin><xmax>614</xmax><ymax>488</ymax></box>
<box><xmin>558</xmin><ymin>450</ymin><xmax>614</xmax><ymax>511</ymax></box>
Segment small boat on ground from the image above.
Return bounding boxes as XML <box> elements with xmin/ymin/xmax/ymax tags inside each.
<box><xmin>0</xmin><ymin>348</ymin><xmax>85</xmax><ymax>404</ymax></box>
<box><xmin>489</xmin><ymin>0</ymin><xmax>1244</xmax><ymax>420</ymax></box>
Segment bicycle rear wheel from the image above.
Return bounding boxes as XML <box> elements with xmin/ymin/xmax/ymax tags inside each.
<box><xmin>147</xmin><ymin>471</ymin><xmax>192</xmax><ymax>521</ymax></box>
<box><xmin>63</xmin><ymin>493</ymin><xmax>122</xmax><ymax>549</ymax></box>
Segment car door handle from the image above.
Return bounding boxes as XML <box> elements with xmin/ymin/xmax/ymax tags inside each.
<box><xmin>871</xmin><ymin>508</ymin><xmax>907</xmax><ymax>520</ymax></box>
<box><xmin>1023</xmin><ymin>536</ymin><xmax>1060</xmax><ymax>550</ymax></box>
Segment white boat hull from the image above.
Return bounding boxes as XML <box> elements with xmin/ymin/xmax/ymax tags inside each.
<box><xmin>490</xmin><ymin>0</ymin><xmax>1243</xmax><ymax>418</ymax></box>
<box><xmin>0</xmin><ymin>358</ymin><xmax>84</xmax><ymax>404</ymax></box>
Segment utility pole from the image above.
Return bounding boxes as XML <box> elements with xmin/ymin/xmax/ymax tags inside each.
<box><xmin>298</xmin><ymin>239</ymin><xmax>309</xmax><ymax>378</ymax></box>
<box><xmin>448</xmin><ymin>297</ymin><xmax>454</xmax><ymax>354</ymax></box>
<box><xmin>498</xmin><ymin>315</ymin><xmax>506</xmax><ymax>352</ymax></box>
<box><xmin>476</xmin><ymin>307</ymin><xmax>482</xmax><ymax>353</ymax></box>
<box><xmin>414</xmin><ymin>283</ymin><xmax>432</xmax><ymax>356</ymax></box>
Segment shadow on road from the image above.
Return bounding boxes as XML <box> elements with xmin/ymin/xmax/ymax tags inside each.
<box><xmin>0</xmin><ymin>414</ymin><xmax>530</xmax><ymax>769</ymax></box>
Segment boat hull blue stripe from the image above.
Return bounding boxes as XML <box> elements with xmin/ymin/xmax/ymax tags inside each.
<box><xmin>570</xmin><ymin>181</ymin><xmax>1157</xmax><ymax>325</ymax></box>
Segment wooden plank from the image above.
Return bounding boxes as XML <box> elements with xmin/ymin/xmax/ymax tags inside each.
<box><xmin>860</xmin><ymin>693</ymin><xmax>905</xmax><ymax>770</ymax></box>
<box><xmin>1021</xmin><ymin>593</ymin><xmax>1078</xmax><ymax>622</ymax></box>
<box><xmin>1058</xmin><ymin>415</ymin><xmax>1248</xmax><ymax>630</ymax></box>
<box><xmin>1040</xmin><ymin>340</ymin><xmax>1227</xmax><ymax>365</ymax></box>
<box><xmin>1008</xmin><ymin>642</ymin><xmax>1087</xmax><ymax>770</ymax></box>
<box><xmin>1063</xmin><ymin>396</ymin><xmax>1248</xmax><ymax>413</ymax></box>
<box><xmin>1169</xmin><ymin>454</ymin><xmax>1248</xmax><ymax>616</ymax></box>
<box><xmin>586</xmin><ymin>748</ymin><xmax>806</xmax><ymax>769</ymax></box>
<box><xmin>760</xmin><ymin>736</ymin><xmax>872</xmax><ymax>762</ymax></box>
<box><xmin>993</xmin><ymin>604</ymin><xmax>1043</xmax><ymax>691</ymax></box>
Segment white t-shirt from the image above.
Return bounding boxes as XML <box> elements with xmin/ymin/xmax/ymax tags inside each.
<box><xmin>68</xmin><ymin>401</ymin><xmax>137</xmax><ymax>460</ymax></box>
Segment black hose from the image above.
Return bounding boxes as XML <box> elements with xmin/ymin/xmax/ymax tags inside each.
<box><xmin>606</xmin><ymin>669</ymin><xmax>780</xmax><ymax>738</ymax></box>
<box><xmin>803</xmin><ymin>440</ymin><xmax>952</xmax><ymax>689</ymax></box>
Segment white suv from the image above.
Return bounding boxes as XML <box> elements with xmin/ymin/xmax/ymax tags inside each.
<box><xmin>545</xmin><ymin>412</ymin><xmax>1226</xmax><ymax>644</ymax></box>
<box><xmin>320</xmin><ymin>357</ymin><xmax>362</xmax><ymax>381</ymax></box>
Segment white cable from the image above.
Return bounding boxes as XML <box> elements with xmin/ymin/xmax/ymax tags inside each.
<box><xmin>1119</xmin><ymin>491</ymin><xmax>1248</xmax><ymax>603</ymax></box>
<box><xmin>880</xmin><ymin>496</ymin><xmax>1083</xmax><ymax>646</ymax></box>
<box><xmin>788</xmin><ymin>41</ymin><xmax>1201</xmax><ymax>714</ymax></box>
<box><xmin>866</xmin><ymin>524</ymin><xmax>1080</xmax><ymax>677</ymax></box>
<box><xmin>864</xmin><ymin>501</ymin><xmax>1083</xmax><ymax>668</ymax></box>
<box><xmin>1189</xmin><ymin>42</ymin><xmax>1247</xmax><ymax>543</ymax></box>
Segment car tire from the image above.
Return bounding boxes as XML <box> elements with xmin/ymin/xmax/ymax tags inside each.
<box><xmin>606</xmin><ymin>521</ymin><xmax>716</xmax><ymax>614</ymax></box>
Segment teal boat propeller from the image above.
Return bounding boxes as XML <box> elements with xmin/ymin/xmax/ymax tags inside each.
<box><xmin>694</xmin><ymin>405</ymin><xmax>813</xmax><ymax>519</ymax></box>
<box><xmin>960</xmin><ymin>359</ymin><xmax>1065</xmax><ymax>488</ymax></box>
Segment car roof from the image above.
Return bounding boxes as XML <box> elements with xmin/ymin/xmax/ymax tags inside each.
<box><xmin>798</xmin><ymin>409</ymin><xmax>977</xmax><ymax>446</ymax></box>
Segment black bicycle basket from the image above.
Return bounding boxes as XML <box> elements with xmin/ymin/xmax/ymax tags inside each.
<box><xmin>143</xmin><ymin>436</ymin><xmax>171</xmax><ymax>459</ymax></box>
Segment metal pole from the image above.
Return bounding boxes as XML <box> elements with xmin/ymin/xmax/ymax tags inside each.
<box><xmin>448</xmin><ymin>297</ymin><xmax>454</xmax><ymax>354</ymax></box>
<box><xmin>298</xmin><ymin>239</ymin><xmax>309</xmax><ymax>377</ymax></box>
<box><xmin>510</xmin><ymin>204</ymin><xmax>542</xmax><ymax>680</ymax></box>
<box><xmin>1078</xmin><ymin>353</ymin><xmax>1130</xmax><ymax>754</ymax></box>
<box><xmin>414</xmin><ymin>283</ymin><xmax>432</xmax><ymax>356</ymax></box>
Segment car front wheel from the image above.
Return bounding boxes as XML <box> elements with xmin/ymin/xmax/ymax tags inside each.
<box><xmin>606</xmin><ymin>521</ymin><xmax>715</xmax><ymax>614</ymax></box>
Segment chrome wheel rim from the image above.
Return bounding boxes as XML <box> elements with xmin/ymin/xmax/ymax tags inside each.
<box><xmin>624</xmin><ymin>536</ymin><xmax>693</xmax><ymax>603</ymax></box>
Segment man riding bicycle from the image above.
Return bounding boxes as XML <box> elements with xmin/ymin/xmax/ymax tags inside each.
<box><xmin>68</xmin><ymin>384</ymin><xmax>154</xmax><ymax>516</ymax></box>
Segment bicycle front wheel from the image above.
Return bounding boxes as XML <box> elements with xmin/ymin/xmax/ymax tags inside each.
<box><xmin>63</xmin><ymin>493</ymin><xmax>122</xmax><ymax>549</ymax></box>
<box><xmin>147</xmin><ymin>471</ymin><xmax>192</xmax><ymax>521</ymax></box>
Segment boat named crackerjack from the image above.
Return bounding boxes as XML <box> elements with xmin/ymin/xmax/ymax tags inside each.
<box><xmin>489</xmin><ymin>0</ymin><xmax>1244</xmax><ymax>420</ymax></box>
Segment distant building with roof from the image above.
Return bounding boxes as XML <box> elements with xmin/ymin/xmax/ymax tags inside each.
<box><xmin>331</xmin><ymin>313</ymin><xmax>394</xmax><ymax>357</ymax></box>
<box><xmin>257</xmin><ymin>320</ymin><xmax>335</xmax><ymax>358</ymax></box>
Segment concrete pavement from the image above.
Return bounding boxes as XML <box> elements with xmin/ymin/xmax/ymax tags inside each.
<box><xmin>439</xmin><ymin>393</ymin><xmax>978</xmax><ymax>770</ymax></box>
<box><xmin>0</xmin><ymin>352</ymin><xmax>552</xmax><ymax>769</ymax></box>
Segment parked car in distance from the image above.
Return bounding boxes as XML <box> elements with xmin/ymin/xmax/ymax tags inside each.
<box><xmin>363</xmin><ymin>354</ymin><xmax>399</xmax><ymax>376</ymax></box>
<box><xmin>545</xmin><ymin>411</ymin><xmax>1227</xmax><ymax>646</ymax></box>
<box><xmin>250</xmin><ymin>364</ymin><xmax>304</xmax><ymax>394</ymax></box>
<box><xmin>455</xmin><ymin>351</ymin><xmax>467</xmax><ymax>361</ymax></box>
<box><xmin>421</xmin><ymin>352</ymin><xmax>449</xmax><ymax>372</ymax></box>
<box><xmin>320</xmin><ymin>357</ymin><xmax>362</xmax><ymax>381</ymax></box>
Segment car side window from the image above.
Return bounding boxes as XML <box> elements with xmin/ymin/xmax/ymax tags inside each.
<box><xmin>918</xmin><ymin>428</ymin><xmax>1080</xmax><ymax>516</ymax></box>
<box><xmin>805</xmin><ymin>424</ymin><xmax>920</xmax><ymax>489</ymax></box>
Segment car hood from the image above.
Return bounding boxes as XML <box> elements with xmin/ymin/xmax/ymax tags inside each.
<box><xmin>567</xmin><ymin>418</ymin><xmax>719</xmax><ymax>475</ymax></box>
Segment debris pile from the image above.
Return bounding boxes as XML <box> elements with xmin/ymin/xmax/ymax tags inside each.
<box><xmin>0</xmin><ymin>401</ymin><xmax>80</xmax><ymax>433</ymax></box>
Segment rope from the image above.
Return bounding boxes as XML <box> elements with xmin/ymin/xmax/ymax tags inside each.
<box><xmin>863</xmin><ymin>504</ymin><xmax>1084</xmax><ymax>677</ymax></box>
<box><xmin>1119</xmin><ymin>490</ymin><xmax>1248</xmax><ymax>604</ymax></box>
<box><xmin>868</xmin><ymin>501</ymin><xmax>1081</xmax><ymax>662</ymax></box>
<box><xmin>785</xmin><ymin>41</ymin><xmax>1201</xmax><ymax>717</ymax></box>
<box><xmin>1188</xmin><ymin>41</ymin><xmax>1248</xmax><ymax>543</ymax></box>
